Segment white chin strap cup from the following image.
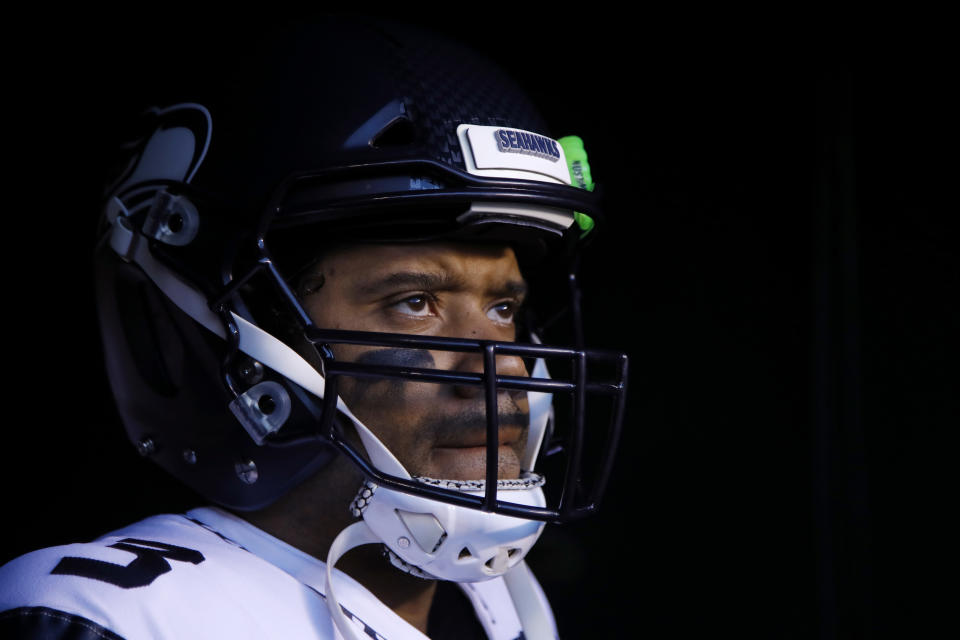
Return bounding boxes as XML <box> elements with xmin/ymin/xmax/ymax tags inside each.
<box><xmin>355</xmin><ymin>480</ymin><xmax>546</xmax><ymax>582</ymax></box>
<box><xmin>324</xmin><ymin>481</ymin><xmax>556</xmax><ymax>640</ymax></box>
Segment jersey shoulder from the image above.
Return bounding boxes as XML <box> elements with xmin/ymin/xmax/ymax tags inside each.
<box><xmin>0</xmin><ymin>514</ymin><xmax>338</xmax><ymax>640</ymax></box>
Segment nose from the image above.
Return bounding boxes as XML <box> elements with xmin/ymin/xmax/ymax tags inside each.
<box><xmin>450</xmin><ymin>350</ymin><xmax>528</xmax><ymax>399</ymax></box>
<box><xmin>445</xmin><ymin>310</ymin><xmax>528</xmax><ymax>399</ymax></box>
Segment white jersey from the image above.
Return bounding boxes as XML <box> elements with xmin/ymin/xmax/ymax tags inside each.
<box><xmin>0</xmin><ymin>507</ymin><xmax>554</xmax><ymax>639</ymax></box>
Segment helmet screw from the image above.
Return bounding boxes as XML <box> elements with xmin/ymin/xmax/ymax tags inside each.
<box><xmin>235</xmin><ymin>459</ymin><xmax>259</xmax><ymax>484</ymax></box>
<box><xmin>397</xmin><ymin>537</ymin><xmax>411</xmax><ymax>549</ymax></box>
<box><xmin>136</xmin><ymin>437</ymin><xmax>156</xmax><ymax>457</ymax></box>
<box><xmin>236</xmin><ymin>358</ymin><xmax>264</xmax><ymax>385</ymax></box>
<box><xmin>182</xmin><ymin>449</ymin><xmax>197</xmax><ymax>465</ymax></box>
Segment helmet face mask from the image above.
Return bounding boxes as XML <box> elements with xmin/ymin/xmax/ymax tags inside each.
<box><xmin>311</xmin><ymin>329</ymin><xmax>628</xmax><ymax>521</ymax></box>
<box><xmin>94</xmin><ymin>18</ymin><xmax>628</xmax><ymax>591</ymax></box>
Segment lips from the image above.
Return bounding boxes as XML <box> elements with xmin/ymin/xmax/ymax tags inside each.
<box><xmin>434</xmin><ymin>426</ymin><xmax>524</xmax><ymax>450</ymax></box>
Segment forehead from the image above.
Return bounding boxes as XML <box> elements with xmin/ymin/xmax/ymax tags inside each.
<box><xmin>316</xmin><ymin>241</ymin><xmax>524</xmax><ymax>281</ymax></box>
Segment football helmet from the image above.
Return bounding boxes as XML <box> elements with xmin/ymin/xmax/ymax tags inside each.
<box><xmin>94</xmin><ymin>18</ymin><xmax>627</xmax><ymax>632</ymax></box>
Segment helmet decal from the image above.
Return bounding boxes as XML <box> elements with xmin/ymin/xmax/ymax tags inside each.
<box><xmin>494</xmin><ymin>128</ymin><xmax>562</xmax><ymax>163</ymax></box>
<box><xmin>109</xmin><ymin>103</ymin><xmax>212</xmax><ymax>199</ymax></box>
<box><xmin>458</xmin><ymin>124</ymin><xmax>572</xmax><ymax>184</ymax></box>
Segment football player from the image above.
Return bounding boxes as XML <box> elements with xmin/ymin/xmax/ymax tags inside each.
<box><xmin>0</xmin><ymin>17</ymin><xmax>627</xmax><ymax>640</ymax></box>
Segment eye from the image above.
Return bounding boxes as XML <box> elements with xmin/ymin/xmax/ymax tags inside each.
<box><xmin>391</xmin><ymin>294</ymin><xmax>434</xmax><ymax>317</ymax></box>
<box><xmin>486</xmin><ymin>301</ymin><xmax>517</xmax><ymax>325</ymax></box>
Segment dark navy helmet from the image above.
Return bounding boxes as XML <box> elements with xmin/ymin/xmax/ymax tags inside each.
<box><xmin>94</xmin><ymin>16</ymin><xmax>627</xmax><ymax>524</ymax></box>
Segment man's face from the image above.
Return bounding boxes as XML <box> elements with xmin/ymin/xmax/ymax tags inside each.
<box><xmin>300</xmin><ymin>241</ymin><xmax>530</xmax><ymax>482</ymax></box>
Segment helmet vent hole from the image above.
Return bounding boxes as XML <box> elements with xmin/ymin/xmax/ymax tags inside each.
<box><xmin>371</xmin><ymin>116</ymin><xmax>415</xmax><ymax>148</ymax></box>
<box><xmin>458</xmin><ymin>547</ymin><xmax>473</xmax><ymax>560</ymax></box>
<box><xmin>507</xmin><ymin>548</ymin><xmax>521</xmax><ymax>558</ymax></box>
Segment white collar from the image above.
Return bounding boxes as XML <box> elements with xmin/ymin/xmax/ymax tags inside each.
<box><xmin>186</xmin><ymin>506</ymin><xmax>434</xmax><ymax>638</ymax></box>
<box><xmin>186</xmin><ymin>506</ymin><xmax>331</xmax><ymax>588</ymax></box>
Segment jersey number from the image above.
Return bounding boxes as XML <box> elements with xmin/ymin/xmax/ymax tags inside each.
<box><xmin>51</xmin><ymin>538</ymin><xmax>205</xmax><ymax>589</ymax></box>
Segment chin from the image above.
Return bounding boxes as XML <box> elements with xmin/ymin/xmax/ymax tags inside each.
<box><xmin>424</xmin><ymin>445</ymin><xmax>522</xmax><ymax>481</ymax></box>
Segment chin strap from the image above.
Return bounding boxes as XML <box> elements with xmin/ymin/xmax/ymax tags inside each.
<box><xmin>325</xmin><ymin>521</ymin><xmax>407</xmax><ymax>640</ymax></box>
<box><xmin>502</xmin><ymin>561</ymin><xmax>559</xmax><ymax>640</ymax></box>
<box><xmin>324</xmin><ymin>520</ymin><xmax>557</xmax><ymax>640</ymax></box>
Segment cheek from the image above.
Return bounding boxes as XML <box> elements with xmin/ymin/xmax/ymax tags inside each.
<box><xmin>334</xmin><ymin>347</ymin><xmax>437</xmax><ymax>400</ymax></box>
<box><xmin>351</xmin><ymin>348</ymin><xmax>436</xmax><ymax>369</ymax></box>
<box><xmin>332</xmin><ymin>348</ymin><xmax>442</xmax><ymax>443</ymax></box>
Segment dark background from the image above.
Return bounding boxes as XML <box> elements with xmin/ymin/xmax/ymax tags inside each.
<box><xmin>6</xmin><ymin>9</ymin><xmax>954</xmax><ymax>639</ymax></box>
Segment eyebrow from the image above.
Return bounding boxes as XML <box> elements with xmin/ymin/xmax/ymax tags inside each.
<box><xmin>356</xmin><ymin>270</ymin><xmax>527</xmax><ymax>299</ymax></box>
<box><xmin>493</xmin><ymin>279</ymin><xmax>528</xmax><ymax>299</ymax></box>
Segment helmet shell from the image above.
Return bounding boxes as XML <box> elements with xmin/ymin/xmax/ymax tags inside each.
<box><xmin>95</xmin><ymin>17</ymin><xmax>600</xmax><ymax>511</ymax></box>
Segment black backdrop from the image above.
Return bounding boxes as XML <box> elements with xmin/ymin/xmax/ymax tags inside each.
<box><xmin>5</xmin><ymin>9</ymin><xmax>954</xmax><ymax>639</ymax></box>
